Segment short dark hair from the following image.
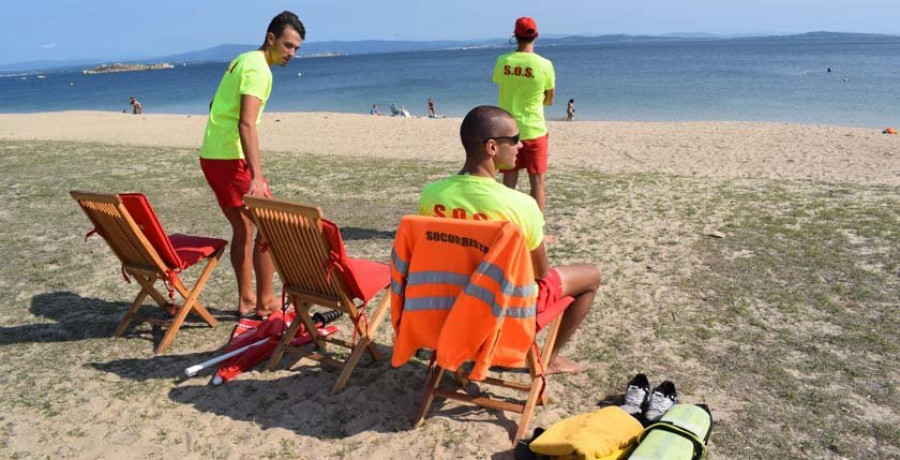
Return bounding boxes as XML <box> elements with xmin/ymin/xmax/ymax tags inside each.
<box><xmin>460</xmin><ymin>105</ymin><xmax>514</xmax><ymax>154</ymax></box>
<box><xmin>267</xmin><ymin>11</ymin><xmax>305</xmax><ymax>41</ymax></box>
<box><xmin>516</xmin><ymin>34</ymin><xmax>537</xmax><ymax>44</ymax></box>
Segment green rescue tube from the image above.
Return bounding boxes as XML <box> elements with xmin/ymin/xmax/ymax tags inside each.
<box><xmin>628</xmin><ymin>404</ymin><xmax>712</xmax><ymax>460</ymax></box>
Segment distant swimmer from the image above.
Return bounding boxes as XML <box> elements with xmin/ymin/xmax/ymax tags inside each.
<box><xmin>827</xmin><ymin>67</ymin><xmax>832</xmax><ymax>73</ymax></box>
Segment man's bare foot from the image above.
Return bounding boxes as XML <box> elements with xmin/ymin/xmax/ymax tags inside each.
<box><xmin>546</xmin><ymin>356</ymin><xmax>580</xmax><ymax>375</ymax></box>
<box><xmin>255</xmin><ymin>296</ymin><xmax>281</xmax><ymax>317</ymax></box>
<box><xmin>237</xmin><ymin>296</ymin><xmax>257</xmax><ymax>317</ymax></box>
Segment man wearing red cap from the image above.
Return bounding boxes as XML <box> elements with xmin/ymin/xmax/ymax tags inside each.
<box><xmin>492</xmin><ymin>16</ymin><xmax>556</xmax><ymax>213</ymax></box>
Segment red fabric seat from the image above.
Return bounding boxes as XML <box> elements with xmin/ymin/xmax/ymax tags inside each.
<box><xmin>119</xmin><ymin>193</ymin><xmax>185</xmax><ymax>269</ymax></box>
<box><xmin>119</xmin><ymin>193</ymin><xmax>227</xmax><ymax>271</ymax></box>
<box><xmin>345</xmin><ymin>257</ymin><xmax>391</xmax><ymax>305</ymax></box>
<box><xmin>169</xmin><ymin>234</ymin><xmax>228</xmax><ymax>269</ymax></box>
<box><xmin>321</xmin><ymin>218</ymin><xmax>390</xmax><ymax>305</ymax></box>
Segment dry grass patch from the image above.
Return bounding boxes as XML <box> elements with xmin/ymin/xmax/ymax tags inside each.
<box><xmin>0</xmin><ymin>140</ymin><xmax>897</xmax><ymax>459</ymax></box>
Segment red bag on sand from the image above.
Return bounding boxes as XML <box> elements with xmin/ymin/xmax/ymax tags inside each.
<box><xmin>215</xmin><ymin>310</ymin><xmax>337</xmax><ymax>383</ymax></box>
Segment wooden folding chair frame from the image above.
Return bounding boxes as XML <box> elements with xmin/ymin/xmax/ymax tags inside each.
<box><xmin>244</xmin><ymin>196</ymin><xmax>390</xmax><ymax>395</ymax></box>
<box><xmin>71</xmin><ymin>191</ymin><xmax>221</xmax><ymax>354</ymax></box>
<box><xmin>414</xmin><ymin>314</ymin><xmax>563</xmax><ymax>443</ymax></box>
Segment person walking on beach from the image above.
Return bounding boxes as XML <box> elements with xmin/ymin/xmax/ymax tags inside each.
<box><xmin>418</xmin><ymin>105</ymin><xmax>599</xmax><ymax>374</ymax></box>
<box><xmin>567</xmin><ymin>99</ymin><xmax>575</xmax><ymax>121</ymax></box>
<box><xmin>198</xmin><ymin>11</ymin><xmax>305</xmax><ymax>318</ymax></box>
<box><xmin>129</xmin><ymin>96</ymin><xmax>143</xmax><ymax>115</ymax></box>
<box><xmin>428</xmin><ymin>98</ymin><xmax>436</xmax><ymax>118</ymax></box>
<box><xmin>492</xmin><ymin>16</ymin><xmax>555</xmax><ymax>212</ymax></box>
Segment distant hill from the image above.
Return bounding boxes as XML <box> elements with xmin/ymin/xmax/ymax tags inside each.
<box><xmin>0</xmin><ymin>59</ymin><xmax>104</xmax><ymax>74</ymax></box>
<box><xmin>3</xmin><ymin>31</ymin><xmax>898</xmax><ymax>74</ymax></box>
<box><xmin>155</xmin><ymin>40</ymin><xmax>492</xmax><ymax>63</ymax></box>
<box><xmin>139</xmin><ymin>31</ymin><xmax>900</xmax><ymax>64</ymax></box>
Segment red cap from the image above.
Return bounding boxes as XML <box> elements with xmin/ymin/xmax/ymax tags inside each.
<box><xmin>514</xmin><ymin>17</ymin><xmax>538</xmax><ymax>39</ymax></box>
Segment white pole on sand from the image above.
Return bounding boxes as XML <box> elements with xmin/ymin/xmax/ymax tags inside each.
<box><xmin>183</xmin><ymin>337</ymin><xmax>272</xmax><ymax>378</ymax></box>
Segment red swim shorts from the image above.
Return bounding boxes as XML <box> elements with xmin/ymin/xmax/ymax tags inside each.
<box><xmin>535</xmin><ymin>268</ymin><xmax>573</xmax><ymax>330</ymax></box>
<box><xmin>500</xmin><ymin>133</ymin><xmax>549</xmax><ymax>175</ymax></box>
<box><xmin>200</xmin><ymin>158</ymin><xmax>270</xmax><ymax>208</ymax></box>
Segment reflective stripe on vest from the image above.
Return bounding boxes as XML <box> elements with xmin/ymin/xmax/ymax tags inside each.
<box><xmin>390</xmin><ymin>216</ymin><xmax>537</xmax><ymax>378</ymax></box>
<box><xmin>397</xmin><ymin>266</ymin><xmax>536</xmax><ymax>318</ymax></box>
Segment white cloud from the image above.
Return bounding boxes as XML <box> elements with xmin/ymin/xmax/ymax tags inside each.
<box><xmin>38</xmin><ymin>43</ymin><xmax>56</xmax><ymax>50</ymax></box>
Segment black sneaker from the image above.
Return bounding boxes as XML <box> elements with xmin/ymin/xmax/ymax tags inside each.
<box><xmin>644</xmin><ymin>380</ymin><xmax>678</xmax><ymax>423</ymax></box>
<box><xmin>514</xmin><ymin>427</ymin><xmax>545</xmax><ymax>460</ymax></box>
<box><xmin>620</xmin><ymin>373</ymin><xmax>650</xmax><ymax>417</ymax></box>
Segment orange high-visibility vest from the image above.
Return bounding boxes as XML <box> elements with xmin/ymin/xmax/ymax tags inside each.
<box><xmin>391</xmin><ymin>216</ymin><xmax>537</xmax><ymax>380</ymax></box>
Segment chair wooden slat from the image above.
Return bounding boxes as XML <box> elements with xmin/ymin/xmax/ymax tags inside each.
<box><xmin>245</xmin><ymin>195</ymin><xmax>391</xmax><ymax>394</ymax></box>
<box><xmin>401</xmin><ymin>216</ymin><xmax>565</xmax><ymax>444</ymax></box>
<box><xmin>71</xmin><ymin>190</ymin><xmax>223</xmax><ymax>354</ymax></box>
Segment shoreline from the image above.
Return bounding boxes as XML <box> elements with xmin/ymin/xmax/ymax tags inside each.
<box><xmin>2</xmin><ymin>110</ymin><xmax>898</xmax><ymax>184</ymax></box>
<box><xmin>0</xmin><ymin>108</ymin><xmax>891</xmax><ymax>130</ymax></box>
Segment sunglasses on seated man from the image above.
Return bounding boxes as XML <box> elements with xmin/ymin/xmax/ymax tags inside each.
<box><xmin>482</xmin><ymin>133</ymin><xmax>520</xmax><ymax>145</ymax></box>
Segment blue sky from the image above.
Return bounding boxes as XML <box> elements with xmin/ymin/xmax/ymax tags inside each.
<box><xmin>3</xmin><ymin>0</ymin><xmax>898</xmax><ymax>65</ymax></box>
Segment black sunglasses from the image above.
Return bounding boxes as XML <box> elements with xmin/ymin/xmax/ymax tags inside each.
<box><xmin>482</xmin><ymin>133</ymin><xmax>520</xmax><ymax>145</ymax></box>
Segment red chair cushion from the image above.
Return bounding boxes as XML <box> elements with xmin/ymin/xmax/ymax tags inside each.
<box><xmin>119</xmin><ymin>193</ymin><xmax>185</xmax><ymax>269</ymax></box>
<box><xmin>321</xmin><ymin>218</ymin><xmax>390</xmax><ymax>304</ymax></box>
<box><xmin>345</xmin><ymin>257</ymin><xmax>391</xmax><ymax>304</ymax></box>
<box><xmin>168</xmin><ymin>234</ymin><xmax>228</xmax><ymax>269</ymax></box>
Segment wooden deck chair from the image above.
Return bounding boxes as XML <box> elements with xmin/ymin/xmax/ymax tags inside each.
<box><xmin>244</xmin><ymin>196</ymin><xmax>391</xmax><ymax>395</ymax></box>
<box><xmin>71</xmin><ymin>191</ymin><xmax>227</xmax><ymax>354</ymax></box>
<box><xmin>390</xmin><ymin>215</ymin><xmax>572</xmax><ymax>443</ymax></box>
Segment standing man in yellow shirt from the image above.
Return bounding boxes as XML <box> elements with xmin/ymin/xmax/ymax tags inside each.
<box><xmin>199</xmin><ymin>11</ymin><xmax>304</xmax><ymax>319</ymax></box>
<box><xmin>493</xmin><ymin>17</ymin><xmax>555</xmax><ymax>213</ymax></box>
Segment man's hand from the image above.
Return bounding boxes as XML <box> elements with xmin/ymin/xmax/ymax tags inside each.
<box><xmin>247</xmin><ymin>177</ymin><xmax>270</xmax><ymax>197</ymax></box>
<box><xmin>543</xmin><ymin>88</ymin><xmax>555</xmax><ymax>106</ymax></box>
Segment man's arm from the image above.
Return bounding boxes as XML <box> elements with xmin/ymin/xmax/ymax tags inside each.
<box><xmin>238</xmin><ymin>94</ymin><xmax>267</xmax><ymax>196</ymax></box>
<box><xmin>543</xmin><ymin>88</ymin><xmax>555</xmax><ymax>106</ymax></box>
<box><xmin>530</xmin><ymin>242</ymin><xmax>550</xmax><ymax>280</ymax></box>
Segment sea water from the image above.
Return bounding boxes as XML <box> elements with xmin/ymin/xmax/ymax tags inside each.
<box><xmin>1</xmin><ymin>35</ymin><xmax>899</xmax><ymax>127</ymax></box>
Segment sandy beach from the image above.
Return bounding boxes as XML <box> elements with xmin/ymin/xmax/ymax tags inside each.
<box><xmin>1</xmin><ymin>111</ymin><xmax>899</xmax><ymax>459</ymax></box>
<box><xmin>2</xmin><ymin>111</ymin><xmax>898</xmax><ymax>184</ymax></box>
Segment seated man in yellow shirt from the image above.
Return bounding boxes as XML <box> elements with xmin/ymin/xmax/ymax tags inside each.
<box><xmin>419</xmin><ymin>105</ymin><xmax>600</xmax><ymax>374</ymax></box>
